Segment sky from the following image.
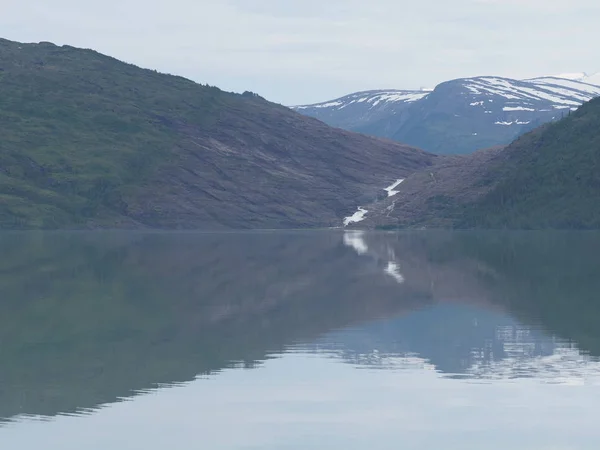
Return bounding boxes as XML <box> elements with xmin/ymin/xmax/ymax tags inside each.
<box><xmin>2</xmin><ymin>0</ymin><xmax>600</xmax><ymax>105</ymax></box>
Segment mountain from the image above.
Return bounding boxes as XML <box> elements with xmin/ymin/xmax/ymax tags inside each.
<box><xmin>587</xmin><ymin>73</ymin><xmax>600</xmax><ymax>85</ymax></box>
<box><xmin>0</xmin><ymin>38</ymin><xmax>435</xmax><ymax>230</ymax></box>
<box><xmin>293</xmin><ymin>89</ymin><xmax>431</xmax><ymax>136</ymax></box>
<box><xmin>552</xmin><ymin>71</ymin><xmax>600</xmax><ymax>85</ymax></box>
<box><xmin>344</xmin><ymin>96</ymin><xmax>600</xmax><ymax>230</ymax></box>
<box><xmin>292</xmin><ymin>75</ymin><xmax>600</xmax><ymax>154</ymax></box>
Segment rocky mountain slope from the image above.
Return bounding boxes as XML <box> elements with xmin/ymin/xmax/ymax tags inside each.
<box><xmin>343</xmin><ymin>96</ymin><xmax>600</xmax><ymax>230</ymax></box>
<box><xmin>0</xmin><ymin>38</ymin><xmax>435</xmax><ymax>229</ymax></box>
<box><xmin>293</xmin><ymin>75</ymin><xmax>600</xmax><ymax>154</ymax></box>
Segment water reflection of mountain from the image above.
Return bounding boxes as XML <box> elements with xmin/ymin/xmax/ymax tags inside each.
<box><xmin>0</xmin><ymin>231</ymin><xmax>428</xmax><ymax>422</ymax></box>
<box><xmin>341</xmin><ymin>231</ymin><xmax>600</xmax><ymax>356</ymax></box>
<box><xmin>311</xmin><ymin>304</ymin><xmax>590</xmax><ymax>382</ymax></box>
<box><xmin>1</xmin><ymin>230</ymin><xmax>600</xmax><ymax>421</ymax></box>
<box><xmin>333</xmin><ymin>231</ymin><xmax>600</xmax><ymax>380</ymax></box>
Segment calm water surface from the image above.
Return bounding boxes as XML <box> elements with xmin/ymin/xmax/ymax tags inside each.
<box><xmin>1</xmin><ymin>230</ymin><xmax>600</xmax><ymax>449</ymax></box>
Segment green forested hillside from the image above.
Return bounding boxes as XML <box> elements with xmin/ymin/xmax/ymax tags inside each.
<box><xmin>459</xmin><ymin>98</ymin><xmax>600</xmax><ymax>228</ymax></box>
<box><xmin>0</xmin><ymin>38</ymin><xmax>433</xmax><ymax>229</ymax></box>
<box><xmin>0</xmin><ymin>39</ymin><xmax>231</xmax><ymax>227</ymax></box>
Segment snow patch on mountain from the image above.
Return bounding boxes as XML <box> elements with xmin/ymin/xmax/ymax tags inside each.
<box><xmin>292</xmin><ymin>72</ymin><xmax>600</xmax><ymax>154</ymax></box>
<box><xmin>294</xmin><ymin>73</ymin><xmax>600</xmax><ymax>114</ymax></box>
<box><xmin>495</xmin><ymin>120</ymin><xmax>531</xmax><ymax>126</ymax></box>
<box><xmin>384</xmin><ymin>179</ymin><xmax>405</xmax><ymax>197</ymax></box>
<box><xmin>292</xmin><ymin>89</ymin><xmax>430</xmax><ymax>112</ymax></box>
<box><xmin>464</xmin><ymin>77</ymin><xmax>587</xmax><ymax>107</ymax></box>
<box><xmin>343</xmin><ymin>207</ymin><xmax>369</xmax><ymax>227</ymax></box>
<box><xmin>295</xmin><ymin>101</ymin><xmax>343</xmax><ymax>110</ymax></box>
<box><xmin>503</xmin><ymin>106</ymin><xmax>535</xmax><ymax>111</ymax></box>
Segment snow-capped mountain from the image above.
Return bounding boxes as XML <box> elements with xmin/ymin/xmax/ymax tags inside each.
<box><xmin>292</xmin><ymin>74</ymin><xmax>600</xmax><ymax>154</ymax></box>
<box><xmin>549</xmin><ymin>72</ymin><xmax>600</xmax><ymax>85</ymax></box>
<box><xmin>293</xmin><ymin>89</ymin><xmax>430</xmax><ymax>136</ymax></box>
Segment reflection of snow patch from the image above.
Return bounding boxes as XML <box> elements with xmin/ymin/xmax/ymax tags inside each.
<box><xmin>463</xmin><ymin>344</ymin><xmax>600</xmax><ymax>384</ymax></box>
<box><xmin>343</xmin><ymin>231</ymin><xmax>368</xmax><ymax>255</ymax></box>
<box><xmin>343</xmin><ymin>233</ymin><xmax>406</xmax><ymax>285</ymax></box>
<box><xmin>383</xmin><ymin>179</ymin><xmax>405</xmax><ymax>197</ymax></box>
<box><xmin>343</xmin><ymin>207</ymin><xmax>368</xmax><ymax>227</ymax></box>
<box><xmin>385</xmin><ymin>262</ymin><xmax>405</xmax><ymax>284</ymax></box>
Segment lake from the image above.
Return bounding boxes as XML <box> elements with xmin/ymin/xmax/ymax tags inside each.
<box><xmin>1</xmin><ymin>230</ymin><xmax>599</xmax><ymax>449</ymax></box>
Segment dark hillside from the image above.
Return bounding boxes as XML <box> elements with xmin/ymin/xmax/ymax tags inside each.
<box><xmin>460</xmin><ymin>98</ymin><xmax>600</xmax><ymax>228</ymax></box>
<box><xmin>0</xmin><ymin>38</ymin><xmax>434</xmax><ymax>229</ymax></box>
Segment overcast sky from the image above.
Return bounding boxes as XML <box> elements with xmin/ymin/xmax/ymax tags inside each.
<box><xmin>3</xmin><ymin>0</ymin><xmax>600</xmax><ymax>105</ymax></box>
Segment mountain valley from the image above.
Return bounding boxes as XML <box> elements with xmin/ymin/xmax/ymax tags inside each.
<box><xmin>345</xmin><ymin>96</ymin><xmax>600</xmax><ymax>229</ymax></box>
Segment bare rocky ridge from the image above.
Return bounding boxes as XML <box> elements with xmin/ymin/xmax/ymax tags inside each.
<box><xmin>130</xmin><ymin>102</ymin><xmax>436</xmax><ymax>229</ymax></box>
<box><xmin>124</xmin><ymin>101</ymin><xmax>437</xmax><ymax>229</ymax></box>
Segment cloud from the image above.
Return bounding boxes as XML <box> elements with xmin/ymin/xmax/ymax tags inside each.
<box><xmin>2</xmin><ymin>0</ymin><xmax>600</xmax><ymax>104</ymax></box>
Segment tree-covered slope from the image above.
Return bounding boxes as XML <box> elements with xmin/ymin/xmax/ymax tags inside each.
<box><xmin>0</xmin><ymin>39</ymin><xmax>225</xmax><ymax>227</ymax></box>
<box><xmin>459</xmin><ymin>97</ymin><xmax>600</xmax><ymax>228</ymax></box>
<box><xmin>0</xmin><ymin>38</ymin><xmax>434</xmax><ymax>229</ymax></box>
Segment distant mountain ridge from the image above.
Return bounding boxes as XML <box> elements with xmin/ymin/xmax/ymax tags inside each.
<box><xmin>292</xmin><ymin>74</ymin><xmax>600</xmax><ymax>154</ymax></box>
<box><xmin>293</xmin><ymin>89</ymin><xmax>430</xmax><ymax>135</ymax></box>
